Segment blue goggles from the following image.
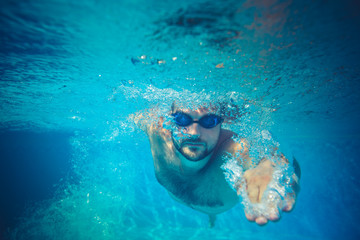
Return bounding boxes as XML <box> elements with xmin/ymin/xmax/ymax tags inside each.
<box><xmin>171</xmin><ymin>112</ymin><xmax>223</xmax><ymax>129</ymax></box>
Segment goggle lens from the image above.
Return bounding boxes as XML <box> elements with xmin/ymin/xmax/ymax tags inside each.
<box><xmin>172</xmin><ymin>113</ymin><xmax>222</xmax><ymax>129</ymax></box>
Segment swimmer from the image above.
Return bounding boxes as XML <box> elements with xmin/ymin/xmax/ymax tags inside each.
<box><xmin>132</xmin><ymin>102</ymin><xmax>300</xmax><ymax>227</ymax></box>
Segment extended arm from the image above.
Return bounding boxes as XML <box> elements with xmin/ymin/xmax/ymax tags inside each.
<box><xmin>243</xmin><ymin>157</ymin><xmax>300</xmax><ymax>225</ymax></box>
<box><xmin>229</xmin><ymin>139</ymin><xmax>300</xmax><ymax>225</ymax></box>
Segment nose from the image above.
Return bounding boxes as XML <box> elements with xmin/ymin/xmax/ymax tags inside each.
<box><xmin>183</xmin><ymin>122</ymin><xmax>201</xmax><ymax>137</ymax></box>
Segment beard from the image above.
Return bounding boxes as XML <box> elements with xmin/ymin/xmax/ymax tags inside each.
<box><xmin>172</xmin><ymin>137</ymin><xmax>213</xmax><ymax>162</ymax></box>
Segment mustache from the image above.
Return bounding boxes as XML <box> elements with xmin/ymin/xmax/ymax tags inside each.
<box><xmin>180</xmin><ymin>139</ymin><xmax>206</xmax><ymax>146</ymax></box>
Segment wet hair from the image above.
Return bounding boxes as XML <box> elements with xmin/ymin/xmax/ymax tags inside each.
<box><xmin>170</xmin><ymin>100</ymin><xmax>246</xmax><ymax>123</ymax></box>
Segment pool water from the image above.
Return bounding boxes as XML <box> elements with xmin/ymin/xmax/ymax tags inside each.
<box><xmin>1</xmin><ymin>0</ymin><xmax>360</xmax><ymax>239</ymax></box>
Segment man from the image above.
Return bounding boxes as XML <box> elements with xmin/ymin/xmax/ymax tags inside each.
<box><xmin>133</xmin><ymin>101</ymin><xmax>300</xmax><ymax>227</ymax></box>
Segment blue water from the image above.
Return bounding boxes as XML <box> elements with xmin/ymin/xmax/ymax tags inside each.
<box><xmin>1</xmin><ymin>0</ymin><xmax>360</xmax><ymax>239</ymax></box>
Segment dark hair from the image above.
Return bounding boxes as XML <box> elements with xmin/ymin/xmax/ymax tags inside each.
<box><xmin>170</xmin><ymin>100</ymin><xmax>246</xmax><ymax>124</ymax></box>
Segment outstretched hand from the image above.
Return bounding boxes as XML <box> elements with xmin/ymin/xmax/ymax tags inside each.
<box><xmin>242</xmin><ymin>159</ymin><xmax>297</xmax><ymax>225</ymax></box>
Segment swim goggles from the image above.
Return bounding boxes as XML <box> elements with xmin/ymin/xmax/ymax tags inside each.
<box><xmin>171</xmin><ymin>112</ymin><xmax>223</xmax><ymax>129</ymax></box>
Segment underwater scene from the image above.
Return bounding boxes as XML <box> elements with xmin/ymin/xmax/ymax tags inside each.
<box><xmin>1</xmin><ymin>0</ymin><xmax>360</xmax><ymax>239</ymax></box>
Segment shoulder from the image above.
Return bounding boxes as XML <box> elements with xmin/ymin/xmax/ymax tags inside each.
<box><xmin>215</xmin><ymin>128</ymin><xmax>252</xmax><ymax>169</ymax></box>
<box><xmin>217</xmin><ymin>129</ymin><xmax>249</xmax><ymax>154</ymax></box>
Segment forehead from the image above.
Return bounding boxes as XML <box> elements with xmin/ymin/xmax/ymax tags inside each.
<box><xmin>172</xmin><ymin>103</ymin><xmax>219</xmax><ymax>116</ymax></box>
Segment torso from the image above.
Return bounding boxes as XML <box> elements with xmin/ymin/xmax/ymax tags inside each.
<box><xmin>148</xmin><ymin>128</ymin><xmax>240</xmax><ymax>215</ymax></box>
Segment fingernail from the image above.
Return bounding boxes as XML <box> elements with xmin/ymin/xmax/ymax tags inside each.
<box><xmin>255</xmin><ymin>217</ymin><xmax>268</xmax><ymax>225</ymax></box>
<box><xmin>245</xmin><ymin>213</ymin><xmax>255</xmax><ymax>221</ymax></box>
<box><xmin>269</xmin><ymin>213</ymin><xmax>280</xmax><ymax>221</ymax></box>
<box><xmin>283</xmin><ymin>204</ymin><xmax>293</xmax><ymax>212</ymax></box>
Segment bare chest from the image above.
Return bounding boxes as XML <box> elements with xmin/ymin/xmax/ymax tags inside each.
<box><xmin>155</xmin><ymin>164</ymin><xmax>238</xmax><ymax>214</ymax></box>
<box><xmin>148</xmin><ymin>129</ymin><xmax>239</xmax><ymax>214</ymax></box>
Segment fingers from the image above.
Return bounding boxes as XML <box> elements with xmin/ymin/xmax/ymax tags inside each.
<box><xmin>245</xmin><ymin>197</ymin><xmax>293</xmax><ymax>225</ymax></box>
<box><xmin>242</xmin><ymin>159</ymin><xmax>297</xmax><ymax>225</ymax></box>
<box><xmin>258</xmin><ymin>181</ymin><xmax>268</xmax><ymax>202</ymax></box>
<box><xmin>245</xmin><ymin>211</ymin><xmax>268</xmax><ymax>225</ymax></box>
<box><xmin>244</xmin><ymin>166</ymin><xmax>273</xmax><ymax>204</ymax></box>
<box><xmin>268</xmin><ymin>206</ymin><xmax>280</xmax><ymax>221</ymax></box>
<box><xmin>245</xmin><ymin>175</ymin><xmax>272</xmax><ymax>203</ymax></box>
<box><xmin>245</xmin><ymin>170</ymin><xmax>261</xmax><ymax>203</ymax></box>
<box><xmin>246</xmin><ymin>214</ymin><xmax>279</xmax><ymax>226</ymax></box>
<box><xmin>255</xmin><ymin>216</ymin><xmax>268</xmax><ymax>225</ymax></box>
<box><xmin>282</xmin><ymin>196</ymin><xmax>296</xmax><ymax>212</ymax></box>
<box><xmin>247</xmin><ymin>184</ymin><xmax>260</xmax><ymax>203</ymax></box>
<box><xmin>245</xmin><ymin>213</ymin><xmax>270</xmax><ymax>226</ymax></box>
<box><xmin>244</xmin><ymin>203</ymin><xmax>280</xmax><ymax>226</ymax></box>
<box><xmin>245</xmin><ymin>212</ymin><xmax>255</xmax><ymax>221</ymax></box>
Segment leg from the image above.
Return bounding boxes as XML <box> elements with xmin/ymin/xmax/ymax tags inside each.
<box><xmin>208</xmin><ymin>214</ymin><xmax>216</xmax><ymax>228</ymax></box>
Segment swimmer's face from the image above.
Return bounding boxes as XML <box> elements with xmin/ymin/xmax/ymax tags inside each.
<box><xmin>171</xmin><ymin>106</ymin><xmax>221</xmax><ymax>162</ymax></box>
